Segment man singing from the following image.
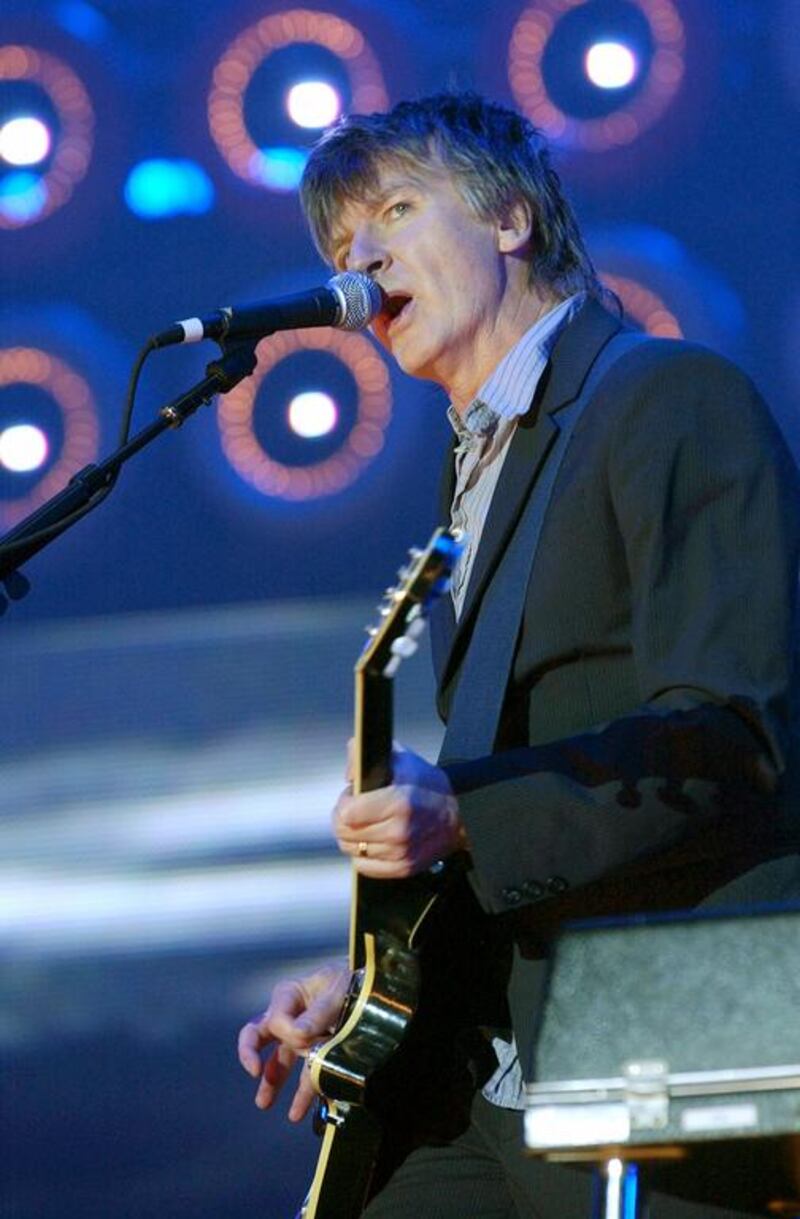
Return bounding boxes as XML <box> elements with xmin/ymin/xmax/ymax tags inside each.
<box><xmin>238</xmin><ymin>92</ymin><xmax>800</xmax><ymax>1217</ymax></box>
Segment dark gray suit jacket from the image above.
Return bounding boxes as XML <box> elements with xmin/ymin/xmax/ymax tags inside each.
<box><xmin>430</xmin><ymin>298</ymin><xmax>800</xmax><ymax>1075</ymax></box>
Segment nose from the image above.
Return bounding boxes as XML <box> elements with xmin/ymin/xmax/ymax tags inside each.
<box><xmin>347</xmin><ymin>225</ymin><xmax>390</xmax><ymax>277</ymax></box>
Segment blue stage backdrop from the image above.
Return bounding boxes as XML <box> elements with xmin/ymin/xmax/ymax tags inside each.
<box><xmin>1</xmin><ymin>3</ymin><xmax>798</xmax><ymax>1217</ymax></box>
<box><xmin>0</xmin><ymin>0</ymin><xmax>797</xmax><ymax>621</ymax></box>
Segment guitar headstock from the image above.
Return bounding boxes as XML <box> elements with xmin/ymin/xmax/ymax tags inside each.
<box><xmin>358</xmin><ymin>527</ymin><xmax>463</xmax><ymax>680</ymax></box>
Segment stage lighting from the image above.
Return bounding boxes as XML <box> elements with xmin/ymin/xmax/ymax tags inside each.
<box><xmin>590</xmin><ymin>224</ymin><xmax>748</xmax><ymax>360</ymax></box>
<box><xmin>287</xmin><ymin>391</ymin><xmax>338</xmax><ymax>438</ymax></box>
<box><xmin>0</xmin><ymin>45</ymin><xmax>94</xmax><ymax>229</ymax></box>
<box><xmin>0</xmin><ymin>423</ymin><xmax>49</xmax><ymax>473</ymax></box>
<box><xmin>124</xmin><ymin>159</ymin><xmax>214</xmax><ymax>219</ymax></box>
<box><xmin>52</xmin><ymin>1</ymin><xmax>110</xmax><ymax>44</ymax></box>
<box><xmin>250</xmin><ymin>146</ymin><xmax>308</xmax><ymax>191</ymax></box>
<box><xmin>0</xmin><ymin>171</ymin><xmax>47</xmax><ymax>224</ymax></box>
<box><xmin>218</xmin><ymin>328</ymin><xmax>391</xmax><ymax>501</ymax></box>
<box><xmin>0</xmin><ymin>347</ymin><xmax>99</xmax><ymax>526</ymax></box>
<box><xmin>602</xmin><ymin>272</ymin><xmax>682</xmax><ymax>336</ymax></box>
<box><xmin>508</xmin><ymin>0</ymin><xmax>685</xmax><ymax>151</ymax></box>
<box><xmin>286</xmin><ymin>80</ymin><xmax>342</xmax><ymax>129</ymax></box>
<box><xmin>208</xmin><ymin>9</ymin><xmax>388</xmax><ymax>192</ymax></box>
<box><xmin>584</xmin><ymin>41</ymin><xmax>638</xmax><ymax>90</ymax></box>
<box><xmin>0</xmin><ymin>116</ymin><xmax>52</xmax><ymax>167</ymax></box>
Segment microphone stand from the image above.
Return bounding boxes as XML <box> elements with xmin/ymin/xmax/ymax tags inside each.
<box><xmin>0</xmin><ymin>338</ymin><xmax>259</xmax><ymax>607</ymax></box>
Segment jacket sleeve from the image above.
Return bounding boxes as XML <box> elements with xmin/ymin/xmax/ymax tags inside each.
<box><xmin>443</xmin><ymin>348</ymin><xmax>800</xmax><ymax>916</ymax></box>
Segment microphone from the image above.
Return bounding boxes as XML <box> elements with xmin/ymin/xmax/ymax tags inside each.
<box><xmin>152</xmin><ymin>272</ymin><xmax>383</xmax><ymax>348</ymax></box>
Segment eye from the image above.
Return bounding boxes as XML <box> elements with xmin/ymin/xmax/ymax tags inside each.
<box><xmin>387</xmin><ymin>200</ymin><xmax>410</xmax><ymax>220</ymax></box>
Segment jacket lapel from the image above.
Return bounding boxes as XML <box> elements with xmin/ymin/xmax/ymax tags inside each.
<box><xmin>435</xmin><ymin>299</ymin><xmax>623</xmax><ymax>703</ymax></box>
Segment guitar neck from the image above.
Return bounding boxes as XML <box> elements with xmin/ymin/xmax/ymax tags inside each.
<box><xmin>355</xmin><ymin>671</ymin><xmax>393</xmax><ymax>795</ymax></box>
<box><xmin>345</xmin><ymin>526</ymin><xmax>462</xmax><ymax>972</ymax></box>
<box><xmin>350</xmin><ymin>669</ymin><xmax>393</xmax><ymax>967</ymax></box>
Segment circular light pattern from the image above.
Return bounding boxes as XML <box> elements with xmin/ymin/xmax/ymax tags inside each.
<box><xmin>602</xmin><ymin>273</ymin><xmax>682</xmax><ymax>336</ymax></box>
<box><xmin>287</xmin><ymin>390</ymin><xmax>338</xmax><ymax>437</ymax></box>
<box><xmin>208</xmin><ymin>9</ymin><xmax>389</xmax><ymax>189</ymax></box>
<box><xmin>0</xmin><ymin>347</ymin><xmax>100</xmax><ymax>525</ymax></box>
<box><xmin>219</xmin><ymin>329</ymin><xmax>391</xmax><ymax>500</ymax></box>
<box><xmin>0</xmin><ymin>45</ymin><xmax>95</xmax><ymax>228</ymax></box>
<box><xmin>0</xmin><ymin>171</ymin><xmax>48</xmax><ymax>224</ymax></box>
<box><xmin>584</xmin><ymin>41</ymin><xmax>638</xmax><ymax>90</ymax></box>
<box><xmin>509</xmin><ymin>0</ymin><xmax>685</xmax><ymax>150</ymax></box>
<box><xmin>251</xmin><ymin>146</ymin><xmax>308</xmax><ymax>191</ymax></box>
<box><xmin>286</xmin><ymin>80</ymin><xmax>342</xmax><ymax>129</ymax></box>
<box><xmin>0</xmin><ymin>115</ymin><xmax>52</xmax><ymax>166</ymax></box>
<box><xmin>0</xmin><ymin>423</ymin><xmax>49</xmax><ymax>472</ymax></box>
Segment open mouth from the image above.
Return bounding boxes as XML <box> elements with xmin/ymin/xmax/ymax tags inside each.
<box><xmin>382</xmin><ymin>293</ymin><xmax>413</xmax><ymax>331</ymax></box>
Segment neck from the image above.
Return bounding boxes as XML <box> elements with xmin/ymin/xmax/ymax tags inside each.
<box><xmin>446</xmin><ymin>286</ymin><xmax>562</xmax><ymax>416</ymax></box>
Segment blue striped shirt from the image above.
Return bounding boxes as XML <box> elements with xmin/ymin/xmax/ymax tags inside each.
<box><xmin>448</xmin><ymin>294</ymin><xmax>583</xmax><ymax>619</ymax></box>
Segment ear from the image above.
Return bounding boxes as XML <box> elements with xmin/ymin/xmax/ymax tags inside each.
<box><xmin>496</xmin><ymin>199</ymin><xmax>532</xmax><ymax>254</ymax></box>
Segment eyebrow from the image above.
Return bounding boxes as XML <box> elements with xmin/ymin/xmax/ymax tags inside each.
<box><xmin>330</xmin><ymin>176</ymin><xmax>425</xmax><ymax>257</ymax></box>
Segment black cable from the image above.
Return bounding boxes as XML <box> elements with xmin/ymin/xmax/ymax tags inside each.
<box><xmin>118</xmin><ymin>337</ymin><xmax>157</xmax><ymax>449</ymax></box>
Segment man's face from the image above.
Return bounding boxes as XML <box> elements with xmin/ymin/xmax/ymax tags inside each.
<box><xmin>331</xmin><ymin>161</ymin><xmax>509</xmax><ymax>394</ymax></box>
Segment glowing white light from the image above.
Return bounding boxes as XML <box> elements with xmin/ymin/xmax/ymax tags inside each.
<box><xmin>286</xmin><ymin>81</ymin><xmax>341</xmax><ymax>129</ymax></box>
<box><xmin>0</xmin><ymin>116</ymin><xmax>52</xmax><ymax>167</ymax></box>
<box><xmin>287</xmin><ymin>391</ymin><xmax>338</xmax><ymax>438</ymax></box>
<box><xmin>0</xmin><ymin>424</ymin><xmax>49</xmax><ymax>472</ymax></box>
<box><xmin>584</xmin><ymin>41</ymin><xmax>638</xmax><ymax>90</ymax></box>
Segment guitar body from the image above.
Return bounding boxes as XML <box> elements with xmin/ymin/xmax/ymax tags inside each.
<box><xmin>297</xmin><ymin>529</ymin><xmax>508</xmax><ymax>1218</ymax></box>
<box><xmin>302</xmin><ymin>867</ymin><xmax>505</xmax><ymax>1218</ymax></box>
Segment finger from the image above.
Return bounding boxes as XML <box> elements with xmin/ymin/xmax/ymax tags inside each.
<box><xmin>260</xmin><ymin>980</ymin><xmax>321</xmax><ymax>1047</ymax></box>
<box><xmin>335</xmin><ymin>787</ymin><xmax>401</xmax><ymax>833</ymax></box>
<box><xmin>345</xmin><ymin>738</ymin><xmax>355</xmax><ymax>783</ymax></box>
<box><xmin>338</xmin><ymin>836</ymin><xmax>413</xmax><ymax>866</ymax></box>
<box><xmin>255</xmin><ymin>1043</ymin><xmax>298</xmax><ymax>1110</ymax></box>
<box><xmin>288</xmin><ymin>1061</ymin><xmax>318</xmax><ymax>1123</ymax></box>
<box><xmin>296</xmin><ymin>977</ymin><xmax>348</xmax><ymax>1039</ymax></box>
<box><xmin>238</xmin><ymin>1020</ymin><xmax>274</xmax><ymax>1077</ymax></box>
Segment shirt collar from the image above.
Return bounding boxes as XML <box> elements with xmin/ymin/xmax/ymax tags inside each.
<box><xmin>447</xmin><ymin>292</ymin><xmax>586</xmax><ymax>441</ymax></box>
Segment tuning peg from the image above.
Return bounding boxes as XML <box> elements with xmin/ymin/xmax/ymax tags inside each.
<box><xmin>405</xmin><ymin>617</ymin><xmax>427</xmax><ymax>639</ymax></box>
<box><xmin>390</xmin><ymin>635</ymin><xmax>418</xmax><ymax>659</ymax></box>
<box><xmin>408</xmin><ymin>546</ymin><xmax>422</xmax><ymax>559</ymax></box>
<box><xmin>364</xmin><ymin>625</ymin><xmax>378</xmax><ymax>637</ymax></box>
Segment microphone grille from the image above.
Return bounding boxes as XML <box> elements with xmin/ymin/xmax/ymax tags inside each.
<box><xmin>328</xmin><ymin>272</ymin><xmax>383</xmax><ymax>331</ymax></box>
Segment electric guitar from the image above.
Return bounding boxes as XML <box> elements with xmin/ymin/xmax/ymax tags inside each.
<box><xmin>298</xmin><ymin>527</ymin><xmax>502</xmax><ymax>1218</ymax></box>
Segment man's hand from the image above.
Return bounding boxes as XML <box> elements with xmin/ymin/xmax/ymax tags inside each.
<box><xmin>334</xmin><ymin>744</ymin><xmax>468</xmax><ymax>878</ymax></box>
<box><xmin>237</xmin><ymin>961</ymin><xmax>350</xmax><ymax>1122</ymax></box>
